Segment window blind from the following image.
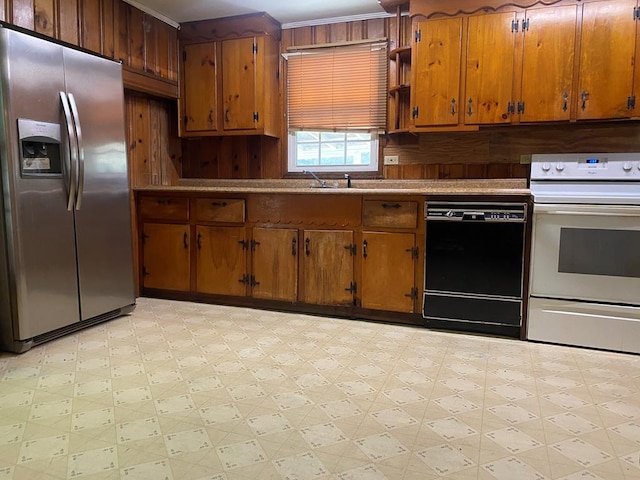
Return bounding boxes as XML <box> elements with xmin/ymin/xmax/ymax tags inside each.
<box><xmin>286</xmin><ymin>41</ymin><xmax>388</xmax><ymax>131</ymax></box>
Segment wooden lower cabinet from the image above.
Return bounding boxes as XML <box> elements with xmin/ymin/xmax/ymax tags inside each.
<box><xmin>360</xmin><ymin>232</ymin><xmax>417</xmax><ymax>313</ymax></box>
<box><xmin>251</xmin><ymin>227</ymin><xmax>298</xmax><ymax>302</ymax></box>
<box><xmin>301</xmin><ymin>230</ymin><xmax>355</xmax><ymax>306</ymax></box>
<box><xmin>195</xmin><ymin>226</ymin><xmax>248</xmax><ymax>296</ymax></box>
<box><xmin>142</xmin><ymin>222</ymin><xmax>190</xmax><ymax>291</ymax></box>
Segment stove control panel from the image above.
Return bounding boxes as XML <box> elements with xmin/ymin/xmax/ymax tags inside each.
<box><xmin>530</xmin><ymin>153</ymin><xmax>640</xmax><ymax>180</ymax></box>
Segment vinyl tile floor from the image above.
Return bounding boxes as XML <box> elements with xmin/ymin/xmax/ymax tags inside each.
<box><xmin>1</xmin><ymin>298</ymin><xmax>640</xmax><ymax>479</ymax></box>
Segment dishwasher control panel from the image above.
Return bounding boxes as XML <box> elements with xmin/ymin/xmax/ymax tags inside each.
<box><xmin>425</xmin><ymin>202</ymin><xmax>527</xmax><ymax>222</ymax></box>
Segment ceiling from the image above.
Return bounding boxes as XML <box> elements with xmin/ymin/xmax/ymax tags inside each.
<box><xmin>130</xmin><ymin>0</ymin><xmax>387</xmax><ymax>26</ymax></box>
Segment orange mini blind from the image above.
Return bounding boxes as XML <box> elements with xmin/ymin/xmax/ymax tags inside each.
<box><xmin>286</xmin><ymin>41</ymin><xmax>388</xmax><ymax>131</ymax></box>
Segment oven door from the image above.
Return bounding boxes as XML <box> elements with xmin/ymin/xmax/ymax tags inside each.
<box><xmin>530</xmin><ymin>203</ymin><xmax>640</xmax><ymax>305</ymax></box>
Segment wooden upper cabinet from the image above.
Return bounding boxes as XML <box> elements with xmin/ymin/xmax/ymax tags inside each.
<box><xmin>465</xmin><ymin>12</ymin><xmax>517</xmax><ymax>124</ymax></box>
<box><xmin>577</xmin><ymin>0</ymin><xmax>638</xmax><ymax>120</ymax></box>
<box><xmin>518</xmin><ymin>6</ymin><xmax>577</xmax><ymax>122</ymax></box>
<box><xmin>412</xmin><ymin>17</ymin><xmax>463</xmax><ymax>127</ymax></box>
<box><xmin>180</xmin><ymin>32</ymin><xmax>280</xmax><ymax>137</ymax></box>
<box><xmin>182</xmin><ymin>42</ymin><xmax>217</xmax><ymax>133</ymax></box>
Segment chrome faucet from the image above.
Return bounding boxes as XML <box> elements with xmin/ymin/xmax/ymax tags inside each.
<box><xmin>302</xmin><ymin>169</ymin><xmax>327</xmax><ymax>188</ymax></box>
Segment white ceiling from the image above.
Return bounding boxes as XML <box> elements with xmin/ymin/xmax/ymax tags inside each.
<box><xmin>129</xmin><ymin>0</ymin><xmax>387</xmax><ymax>26</ymax></box>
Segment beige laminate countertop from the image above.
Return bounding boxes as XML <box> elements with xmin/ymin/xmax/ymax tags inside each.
<box><xmin>134</xmin><ymin>178</ymin><xmax>530</xmax><ymax>196</ymax></box>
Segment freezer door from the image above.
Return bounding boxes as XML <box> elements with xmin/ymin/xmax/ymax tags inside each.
<box><xmin>0</xmin><ymin>28</ymin><xmax>80</xmax><ymax>339</ymax></box>
<box><xmin>62</xmin><ymin>47</ymin><xmax>135</xmax><ymax>320</ymax></box>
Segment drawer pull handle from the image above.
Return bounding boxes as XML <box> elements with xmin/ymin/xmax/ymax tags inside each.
<box><xmin>382</xmin><ymin>203</ymin><xmax>401</xmax><ymax>209</ymax></box>
<box><xmin>211</xmin><ymin>202</ymin><xmax>228</xmax><ymax>207</ymax></box>
<box><xmin>183</xmin><ymin>233</ymin><xmax>188</xmax><ymax>249</ymax></box>
<box><xmin>291</xmin><ymin>237</ymin><xmax>297</xmax><ymax>256</ymax></box>
<box><xmin>157</xmin><ymin>199</ymin><xmax>171</xmax><ymax>205</ymax></box>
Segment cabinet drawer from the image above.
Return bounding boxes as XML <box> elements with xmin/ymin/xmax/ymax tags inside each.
<box><xmin>363</xmin><ymin>201</ymin><xmax>417</xmax><ymax>228</ymax></box>
<box><xmin>139</xmin><ymin>196</ymin><xmax>189</xmax><ymax>221</ymax></box>
<box><xmin>194</xmin><ymin>198</ymin><xmax>245</xmax><ymax>223</ymax></box>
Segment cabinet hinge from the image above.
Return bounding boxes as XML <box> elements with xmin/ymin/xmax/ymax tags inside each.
<box><xmin>507</xmin><ymin>102</ymin><xmax>515</xmax><ymax>115</ymax></box>
<box><xmin>252</xmin><ymin>43</ymin><xmax>258</xmax><ymax>53</ymax></box>
<box><xmin>142</xmin><ymin>266</ymin><xmax>150</xmax><ymax>276</ymax></box>
<box><xmin>511</xmin><ymin>19</ymin><xmax>519</xmax><ymax>32</ymax></box>
<box><xmin>517</xmin><ymin>101</ymin><xmax>525</xmax><ymax>114</ymax></box>
<box><xmin>521</xmin><ymin>18</ymin><xmax>530</xmax><ymax>31</ymax></box>
<box><xmin>404</xmin><ymin>287</ymin><xmax>418</xmax><ymax>300</ymax></box>
<box><xmin>141</xmin><ymin>232</ymin><xmax>149</xmax><ymax>244</ymax></box>
<box><xmin>415</xmin><ymin>29</ymin><xmax>421</xmax><ymax>42</ymax></box>
<box><xmin>250</xmin><ymin>275</ymin><xmax>260</xmax><ymax>287</ymax></box>
<box><xmin>251</xmin><ymin>239</ymin><xmax>261</xmax><ymax>251</ymax></box>
<box><xmin>405</xmin><ymin>246</ymin><xmax>419</xmax><ymax>260</ymax></box>
<box><xmin>628</xmin><ymin>95</ymin><xmax>637</xmax><ymax>110</ymax></box>
<box><xmin>238</xmin><ymin>239</ymin><xmax>249</xmax><ymax>250</ymax></box>
<box><xmin>239</xmin><ymin>274</ymin><xmax>250</xmax><ymax>285</ymax></box>
<box><xmin>345</xmin><ymin>281</ymin><xmax>357</xmax><ymax>294</ymax></box>
<box><xmin>182</xmin><ymin>50</ymin><xmax>187</xmax><ymax>62</ymax></box>
<box><xmin>634</xmin><ymin>6</ymin><xmax>640</xmax><ymax>20</ymax></box>
<box><xmin>411</xmin><ymin>106</ymin><xmax>419</xmax><ymax>119</ymax></box>
<box><xmin>344</xmin><ymin>244</ymin><xmax>356</xmax><ymax>256</ymax></box>
<box><xmin>253</xmin><ymin>112</ymin><xmax>259</xmax><ymax>122</ymax></box>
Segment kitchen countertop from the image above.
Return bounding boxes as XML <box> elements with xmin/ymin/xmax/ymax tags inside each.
<box><xmin>134</xmin><ymin>178</ymin><xmax>530</xmax><ymax>196</ymax></box>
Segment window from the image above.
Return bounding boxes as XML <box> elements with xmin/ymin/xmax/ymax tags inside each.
<box><xmin>285</xmin><ymin>40</ymin><xmax>388</xmax><ymax>173</ymax></box>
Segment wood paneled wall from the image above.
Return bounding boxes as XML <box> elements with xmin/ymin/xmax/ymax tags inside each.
<box><xmin>383</xmin><ymin>121</ymin><xmax>640</xmax><ymax>179</ymax></box>
<box><xmin>1</xmin><ymin>0</ymin><xmax>178</xmax><ymax>85</ymax></box>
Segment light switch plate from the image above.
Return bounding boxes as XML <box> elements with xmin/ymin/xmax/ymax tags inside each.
<box><xmin>384</xmin><ymin>155</ymin><xmax>399</xmax><ymax>165</ymax></box>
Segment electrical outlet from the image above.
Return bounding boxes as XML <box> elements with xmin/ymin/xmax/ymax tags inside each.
<box><xmin>384</xmin><ymin>155</ymin><xmax>399</xmax><ymax>165</ymax></box>
<box><xmin>520</xmin><ymin>154</ymin><xmax>532</xmax><ymax>164</ymax></box>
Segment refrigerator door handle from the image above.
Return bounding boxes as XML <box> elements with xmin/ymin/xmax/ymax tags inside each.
<box><xmin>59</xmin><ymin>91</ymin><xmax>78</xmax><ymax>212</ymax></box>
<box><xmin>67</xmin><ymin>93</ymin><xmax>85</xmax><ymax>210</ymax></box>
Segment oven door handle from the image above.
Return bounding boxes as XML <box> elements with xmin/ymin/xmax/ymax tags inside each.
<box><xmin>535</xmin><ymin>204</ymin><xmax>640</xmax><ymax>217</ymax></box>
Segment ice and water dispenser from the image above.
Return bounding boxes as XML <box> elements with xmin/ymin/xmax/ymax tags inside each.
<box><xmin>17</xmin><ymin>118</ymin><xmax>62</xmax><ymax>177</ymax></box>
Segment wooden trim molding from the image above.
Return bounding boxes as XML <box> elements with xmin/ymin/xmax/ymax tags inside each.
<box><xmin>411</xmin><ymin>0</ymin><xmax>571</xmax><ymax>19</ymax></box>
<box><xmin>123</xmin><ymin>66</ymin><xmax>178</xmax><ymax>99</ymax></box>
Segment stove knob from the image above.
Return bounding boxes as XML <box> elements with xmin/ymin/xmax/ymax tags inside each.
<box><xmin>541</xmin><ymin>162</ymin><xmax>551</xmax><ymax>172</ymax></box>
<box><xmin>623</xmin><ymin>162</ymin><xmax>633</xmax><ymax>172</ymax></box>
<box><xmin>555</xmin><ymin>162</ymin><xmax>565</xmax><ymax>171</ymax></box>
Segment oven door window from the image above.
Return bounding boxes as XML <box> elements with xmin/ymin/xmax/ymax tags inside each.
<box><xmin>530</xmin><ymin>204</ymin><xmax>640</xmax><ymax>304</ymax></box>
<box><xmin>559</xmin><ymin>228</ymin><xmax>640</xmax><ymax>278</ymax></box>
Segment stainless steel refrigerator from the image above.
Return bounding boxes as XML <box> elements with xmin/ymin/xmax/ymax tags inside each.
<box><xmin>0</xmin><ymin>23</ymin><xmax>135</xmax><ymax>353</ymax></box>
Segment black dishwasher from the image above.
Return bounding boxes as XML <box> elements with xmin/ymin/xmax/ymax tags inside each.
<box><xmin>423</xmin><ymin>202</ymin><xmax>527</xmax><ymax>337</ymax></box>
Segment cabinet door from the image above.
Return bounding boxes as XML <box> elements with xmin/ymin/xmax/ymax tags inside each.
<box><xmin>301</xmin><ymin>230</ymin><xmax>354</xmax><ymax>306</ymax></box>
<box><xmin>142</xmin><ymin>223</ymin><xmax>190</xmax><ymax>291</ymax></box>
<box><xmin>466</xmin><ymin>12</ymin><xmax>517</xmax><ymax>124</ymax></box>
<box><xmin>412</xmin><ymin>18</ymin><xmax>462</xmax><ymax>127</ymax></box>
<box><xmin>520</xmin><ymin>6</ymin><xmax>577</xmax><ymax>122</ymax></box>
<box><xmin>252</xmin><ymin>228</ymin><xmax>298</xmax><ymax>302</ymax></box>
<box><xmin>196</xmin><ymin>226</ymin><xmax>247</xmax><ymax>296</ymax></box>
<box><xmin>222</xmin><ymin>37</ymin><xmax>258</xmax><ymax>130</ymax></box>
<box><xmin>413</xmin><ymin>18</ymin><xmax>463</xmax><ymax>127</ymax></box>
<box><xmin>182</xmin><ymin>42</ymin><xmax>217</xmax><ymax>132</ymax></box>
<box><xmin>577</xmin><ymin>0</ymin><xmax>637</xmax><ymax>120</ymax></box>
<box><xmin>361</xmin><ymin>232</ymin><xmax>416</xmax><ymax>313</ymax></box>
